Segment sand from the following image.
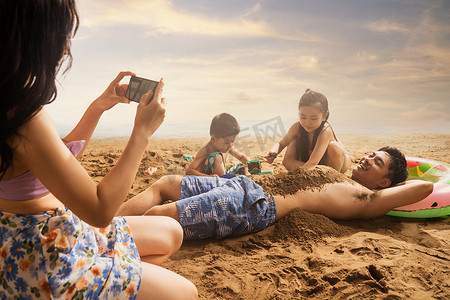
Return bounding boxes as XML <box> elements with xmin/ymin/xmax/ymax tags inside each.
<box><xmin>80</xmin><ymin>133</ymin><xmax>450</xmax><ymax>299</ymax></box>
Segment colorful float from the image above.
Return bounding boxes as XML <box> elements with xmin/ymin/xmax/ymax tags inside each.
<box><xmin>386</xmin><ymin>157</ymin><xmax>450</xmax><ymax>218</ymax></box>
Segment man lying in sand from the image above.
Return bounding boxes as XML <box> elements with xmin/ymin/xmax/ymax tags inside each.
<box><xmin>117</xmin><ymin>147</ymin><xmax>433</xmax><ymax>240</ymax></box>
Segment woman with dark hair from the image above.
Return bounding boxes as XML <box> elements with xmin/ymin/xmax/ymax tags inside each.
<box><xmin>0</xmin><ymin>1</ymin><xmax>197</xmax><ymax>299</ymax></box>
<box><xmin>264</xmin><ymin>89</ymin><xmax>351</xmax><ymax>173</ymax></box>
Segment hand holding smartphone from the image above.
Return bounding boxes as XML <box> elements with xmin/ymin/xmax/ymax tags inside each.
<box><xmin>125</xmin><ymin>76</ymin><xmax>159</xmax><ymax>104</ymax></box>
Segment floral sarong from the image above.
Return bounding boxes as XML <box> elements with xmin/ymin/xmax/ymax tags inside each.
<box><xmin>0</xmin><ymin>207</ymin><xmax>141</xmax><ymax>299</ymax></box>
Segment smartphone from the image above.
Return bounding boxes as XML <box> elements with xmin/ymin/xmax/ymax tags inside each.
<box><xmin>125</xmin><ymin>76</ymin><xmax>159</xmax><ymax>103</ymax></box>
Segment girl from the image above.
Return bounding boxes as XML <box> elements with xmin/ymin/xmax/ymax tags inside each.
<box><xmin>0</xmin><ymin>1</ymin><xmax>197</xmax><ymax>299</ymax></box>
<box><xmin>265</xmin><ymin>89</ymin><xmax>350</xmax><ymax>173</ymax></box>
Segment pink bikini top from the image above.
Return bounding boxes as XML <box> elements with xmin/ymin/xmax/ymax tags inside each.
<box><xmin>0</xmin><ymin>140</ymin><xmax>85</xmax><ymax>201</ymax></box>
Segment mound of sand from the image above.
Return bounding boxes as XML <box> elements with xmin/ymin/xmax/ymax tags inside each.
<box><xmin>271</xmin><ymin>208</ymin><xmax>352</xmax><ymax>247</ymax></box>
<box><xmin>253</xmin><ymin>165</ymin><xmax>353</xmax><ymax>196</ymax></box>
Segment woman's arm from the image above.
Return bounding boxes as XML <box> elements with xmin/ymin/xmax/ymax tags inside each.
<box><xmin>62</xmin><ymin>71</ymin><xmax>135</xmax><ymax>158</ymax></box>
<box><xmin>15</xmin><ymin>75</ymin><xmax>166</xmax><ymax>228</ymax></box>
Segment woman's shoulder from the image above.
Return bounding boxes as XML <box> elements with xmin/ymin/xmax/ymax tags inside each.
<box><xmin>13</xmin><ymin>108</ymin><xmax>62</xmax><ymax>156</ymax></box>
<box><xmin>19</xmin><ymin>109</ymin><xmax>56</xmax><ymax>137</ymax></box>
<box><xmin>17</xmin><ymin>108</ymin><xmax>52</xmax><ymax>132</ymax></box>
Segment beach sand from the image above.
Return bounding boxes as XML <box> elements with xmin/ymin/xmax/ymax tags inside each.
<box><xmin>81</xmin><ymin>134</ymin><xmax>450</xmax><ymax>299</ymax></box>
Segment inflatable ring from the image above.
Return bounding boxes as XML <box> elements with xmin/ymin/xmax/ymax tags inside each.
<box><xmin>386</xmin><ymin>157</ymin><xmax>450</xmax><ymax>218</ymax></box>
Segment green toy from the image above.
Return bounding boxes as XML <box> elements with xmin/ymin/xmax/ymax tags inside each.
<box><xmin>182</xmin><ymin>154</ymin><xmax>193</xmax><ymax>162</ymax></box>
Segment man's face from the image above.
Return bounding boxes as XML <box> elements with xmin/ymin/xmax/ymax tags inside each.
<box><xmin>351</xmin><ymin>151</ymin><xmax>392</xmax><ymax>190</ymax></box>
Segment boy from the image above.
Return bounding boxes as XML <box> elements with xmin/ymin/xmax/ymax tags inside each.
<box><xmin>186</xmin><ymin>113</ymin><xmax>252</xmax><ymax>177</ymax></box>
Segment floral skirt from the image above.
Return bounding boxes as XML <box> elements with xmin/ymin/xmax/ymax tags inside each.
<box><xmin>0</xmin><ymin>207</ymin><xmax>142</xmax><ymax>299</ymax></box>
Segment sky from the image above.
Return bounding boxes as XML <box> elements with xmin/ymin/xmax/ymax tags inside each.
<box><xmin>48</xmin><ymin>0</ymin><xmax>450</xmax><ymax>139</ymax></box>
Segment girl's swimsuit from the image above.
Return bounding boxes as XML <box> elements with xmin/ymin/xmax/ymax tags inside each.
<box><xmin>0</xmin><ymin>141</ymin><xmax>141</xmax><ymax>299</ymax></box>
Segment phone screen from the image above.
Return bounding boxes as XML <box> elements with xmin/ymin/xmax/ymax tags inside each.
<box><xmin>125</xmin><ymin>76</ymin><xmax>159</xmax><ymax>103</ymax></box>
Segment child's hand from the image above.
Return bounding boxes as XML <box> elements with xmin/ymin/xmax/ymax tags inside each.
<box><xmin>94</xmin><ymin>71</ymin><xmax>136</xmax><ymax>111</ymax></box>
<box><xmin>208</xmin><ymin>174</ymin><xmax>219</xmax><ymax>178</ymax></box>
<box><xmin>243</xmin><ymin>164</ymin><xmax>251</xmax><ymax>176</ymax></box>
<box><xmin>264</xmin><ymin>151</ymin><xmax>278</xmax><ymax>163</ymax></box>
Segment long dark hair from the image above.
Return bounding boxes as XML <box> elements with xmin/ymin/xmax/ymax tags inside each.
<box><xmin>296</xmin><ymin>89</ymin><xmax>330</xmax><ymax>162</ymax></box>
<box><xmin>0</xmin><ymin>0</ymin><xmax>79</xmax><ymax>179</ymax></box>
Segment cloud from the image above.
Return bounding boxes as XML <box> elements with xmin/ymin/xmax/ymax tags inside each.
<box><xmin>360</xmin><ymin>98</ymin><xmax>405</xmax><ymax>108</ymax></box>
<box><xmin>366</xmin><ymin>19</ymin><xmax>409</xmax><ymax>33</ymax></box>
<box><xmin>241</xmin><ymin>1</ymin><xmax>262</xmax><ymax>18</ymax></box>
<box><xmin>230</xmin><ymin>91</ymin><xmax>261</xmax><ymax>104</ymax></box>
<box><xmin>356</xmin><ymin>52</ymin><xmax>378</xmax><ymax>62</ymax></box>
<box><xmin>79</xmin><ymin>0</ymin><xmax>306</xmax><ymax>41</ymax></box>
<box><xmin>297</xmin><ymin>56</ymin><xmax>318</xmax><ymax>70</ymax></box>
<box><xmin>398</xmin><ymin>102</ymin><xmax>449</xmax><ymax>121</ymax></box>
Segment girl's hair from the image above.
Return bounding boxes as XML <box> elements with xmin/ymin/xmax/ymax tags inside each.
<box><xmin>0</xmin><ymin>0</ymin><xmax>79</xmax><ymax>179</ymax></box>
<box><xmin>296</xmin><ymin>89</ymin><xmax>330</xmax><ymax>162</ymax></box>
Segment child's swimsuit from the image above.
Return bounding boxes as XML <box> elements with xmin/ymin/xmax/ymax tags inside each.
<box><xmin>202</xmin><ymin>152</ymin><xmax>228</xmax><ymax>175</ymax></box>
<box><xmin>202</xmin><ymin>152</ymin><xmax>244</xmax><ymax>175</ymax></box>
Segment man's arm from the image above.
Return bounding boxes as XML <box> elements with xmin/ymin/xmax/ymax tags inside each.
<box><xmin>275</xmin><ymin>180</ymin><xmax>434</xmax><ymax>220</ymax></box>
<box><xmin>358</xmin><ymin>180</ymin><xmax>434</xmax><ymax>218</ymax></box>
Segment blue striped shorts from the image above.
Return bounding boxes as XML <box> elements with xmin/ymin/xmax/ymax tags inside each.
<box><xmin>176</xmin><ymin>176</ymin><xmax>276</xmax><ymax>240</ymax></box>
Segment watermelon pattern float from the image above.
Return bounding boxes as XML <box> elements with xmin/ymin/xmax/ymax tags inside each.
<box><xmin>387</xmin><ymin>157</ymin><xmax>450</xmax><ymax>218</ymax></box>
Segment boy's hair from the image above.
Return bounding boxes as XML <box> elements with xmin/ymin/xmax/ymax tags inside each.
<box><xmin>210</xmin><ymin>113</ymin><xmax>240</xmax><ymax>138</ymax></box>
<box><xmin>379</xmin><ymin>146</ymin><xmax>408</xmax><ymax>186</ymax></box>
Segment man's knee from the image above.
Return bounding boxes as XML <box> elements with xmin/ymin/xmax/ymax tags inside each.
<box><xmin>153</xmin><ymin>175</ymin><xmax>170</xmax><ymax>189</ymax></box>
<box><xmin>154</xmin><ymin>175</ymin><xmax>181</xmax><ymax>197</ymax></box>
<box><xmin>146</xmin><ymin>205</ymin><xmax>165</xmax><ymax>216</ymax></box>
<box><xmin>146</xmin><ymin>203</ymin><xmax>180</xmax><ymax>221</ymax></box>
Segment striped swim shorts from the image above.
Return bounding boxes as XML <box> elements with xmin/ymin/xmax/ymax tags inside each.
<box><xmin>176</xmin><ymin>175</ymin><xmax>276</xmax><ymax>240</ymax></box>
